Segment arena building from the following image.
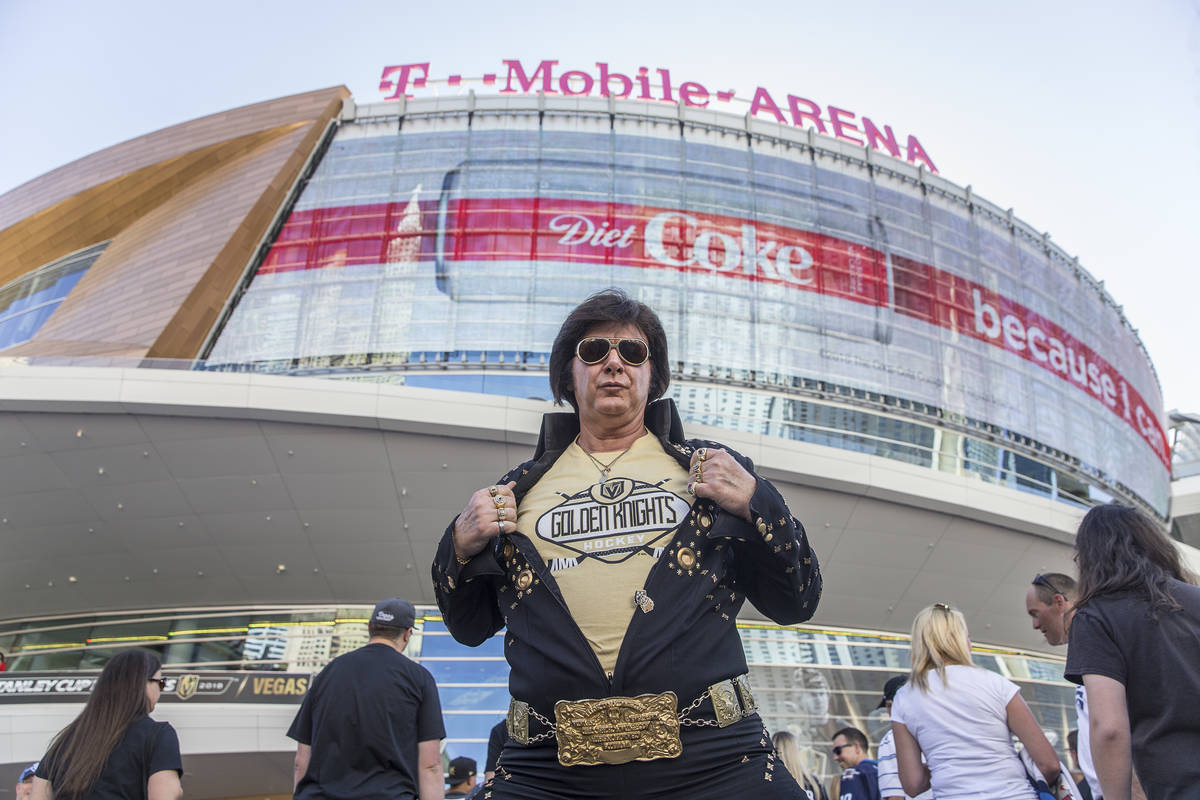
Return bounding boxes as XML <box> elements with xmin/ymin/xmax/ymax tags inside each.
<box><xmin>0</xmin><ymin>82</ymin><xmax>1191</xmax><ymax>795</ymax></box>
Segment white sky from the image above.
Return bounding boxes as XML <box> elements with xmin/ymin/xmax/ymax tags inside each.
<box><xmin>1</xmin><ymin>0</ymin><xmax>1197</xmax><ymax>414</ymax></box>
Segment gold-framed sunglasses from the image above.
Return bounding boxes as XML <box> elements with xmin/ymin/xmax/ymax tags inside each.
<box><xmin>575</xmin><ymin>337</ymin><xmax>650</xmax><ymax>366</ymax></box>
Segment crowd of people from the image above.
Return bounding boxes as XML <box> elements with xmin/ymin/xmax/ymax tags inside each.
<box><xmin>18</xmin><ymin>292</ymin><xmax>1200</xmax><ymax>800</ymax></box>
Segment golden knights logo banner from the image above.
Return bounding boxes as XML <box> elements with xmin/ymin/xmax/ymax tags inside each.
<box><xmin>535</xmin><ymin>478</ymin><xmax>690</xmax><ymax>564</ymax></box>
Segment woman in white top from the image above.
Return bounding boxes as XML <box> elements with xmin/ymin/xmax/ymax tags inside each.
<box><xmin>890</xmin><ymin>603</ymin><xmax>1060</xmax><ymax>800</ymax></box>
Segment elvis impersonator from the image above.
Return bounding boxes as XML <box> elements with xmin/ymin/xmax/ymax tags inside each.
<box><xmin>432</xmin><ymin>289</ymin><xmax>823</xmax><ymax>799</ymax></box>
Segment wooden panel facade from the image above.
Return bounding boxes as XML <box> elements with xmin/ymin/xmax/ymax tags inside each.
<box><xmin>0</xmin><ymin>86</ymin><xmax>350</xmax><ymax>360</ymax></box>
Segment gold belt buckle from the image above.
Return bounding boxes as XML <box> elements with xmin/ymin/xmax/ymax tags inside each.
<box><xmin>554</xmin><ymin>692</ymin><xmax>681</xmax><ymax>766</ymax></box>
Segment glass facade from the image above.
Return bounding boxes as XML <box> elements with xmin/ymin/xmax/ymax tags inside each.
<box><xmin>1169</xmin><ymin>412</ymin><xmax>1200</xmax><ymax>547</ymax></box>
<box><xmin>0</xmin><ymin>605</ymin><xmax>1075</xmax><ymax>785</ymax></box>
<box><xmin>1170</xmin><ymin>412</ymin><xmax>1200</xmax><ymax>480</ymax></box>
<box><xmin>204</xmin><ymin>102</ymin><xmax>1167</xmax><ymax>514</ymax></box>
<box><xmin>0</xmin><ymin>242</ymin><xmax>105</xmax><ymax>351</ymax></box>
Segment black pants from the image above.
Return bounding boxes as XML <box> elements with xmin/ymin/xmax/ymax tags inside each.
<box><xmin>484</xmin><ymin>715</ymin><xmax>806</xmax><ymax>800</ymax></box>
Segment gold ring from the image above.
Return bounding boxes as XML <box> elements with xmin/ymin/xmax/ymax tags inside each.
<box><xmin>496</xmin><ymin>507</ymin><xmax>506</xmax><ymax>521</ymax></box>
<box><xmin>488</xmin><ymin>486</ymin><xmax>500</xmax><ymax>498</ymax></box>
<box><xmin>697</xmin><ymin>447</ymin><xmax>707</xmax><ymax>461</ymax></box>
<box><xmin>493</xmin><ymin>495</ymin><xmax>505</xmax><ymax>508</ymax></box>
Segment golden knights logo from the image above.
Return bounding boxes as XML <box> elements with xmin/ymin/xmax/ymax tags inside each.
<box><xmin>535</xmin><ymin>478</ymin><xmax>690</xmax><ymax>564</ymax></box>
<box><xmin>176</xmin><ymin>674</ymin><xmax>199</xmax><ymax>701</ymax></box>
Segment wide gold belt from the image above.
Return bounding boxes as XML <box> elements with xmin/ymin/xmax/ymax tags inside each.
<box><xmin>506</xmin><ymin>674</ymin><xmax>758</xmax><ymax>767</ymax></box>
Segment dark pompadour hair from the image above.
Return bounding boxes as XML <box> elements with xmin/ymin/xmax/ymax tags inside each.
<box><xmin>548</xmin><ymin>289</ymin><xmax>670</xmax><ymax>409</ymax></box>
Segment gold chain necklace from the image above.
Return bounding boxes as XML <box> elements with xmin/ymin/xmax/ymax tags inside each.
<box><xmin>575</xmin><ymin>435</ymin><xmax>635</xmax><ymax>480</ymax></box>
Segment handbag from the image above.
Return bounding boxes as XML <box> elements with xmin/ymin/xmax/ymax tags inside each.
<box><xmin>1018</xmin><ymin>746</ymin><xmax>1083</xmax><ymax>800</ymax></box>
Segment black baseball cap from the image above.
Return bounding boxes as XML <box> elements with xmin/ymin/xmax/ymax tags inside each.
<box><xmin>447</xmin><ymin>756</ymin><xmax>477</xmax><ymax>783</ymax></box>
<box><xmin>371</xmin><ymin>597</ymin><xmax>415</xmax><ymax>629</ymax></box>
<box><xmin>877</xmin><ymin>676</ymin><xmax>907</xmax><ymax>708</ymax></box>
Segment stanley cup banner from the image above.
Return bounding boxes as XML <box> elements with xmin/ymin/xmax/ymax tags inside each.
<box><xmin>0</xmin><ymin>672</ymin><xmax>310</xmax><ymax>704</ymax></box>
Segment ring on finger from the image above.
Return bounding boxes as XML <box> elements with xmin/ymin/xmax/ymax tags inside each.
<box><xmin>496</xmin><ymin>507</ymin><xmax>506</xmax><ymax>521</ymax></box>
<box><xmin>498</xmin><ymin>520</ymin><xmax>506</xmax><ymax>534</ymax></box>
<box><xmin>488</xmin><ymin>486</ymin><xmax>500</xmax><ymax>498</ymax></box>
<box><xmin>493</xmin><ymin>495</ymin><xmax>505</xmax><ymax>508</ymax></box>
<box><xmin>696</xmin><ymin>447</ymin><xmax>707</xmax><ymax>461</ymax></box>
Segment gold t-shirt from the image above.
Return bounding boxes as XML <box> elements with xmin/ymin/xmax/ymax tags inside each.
<box><xmin>516</xmin><ymin>431</ymin><xmax>691</xmax><ymax>674</ymax></box>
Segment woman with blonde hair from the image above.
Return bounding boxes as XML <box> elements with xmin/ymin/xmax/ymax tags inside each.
<box><xmin>889</xmin><ymin>603</ymin><xmax>1060</xmax><ymax>799</ymax></box>
<box><xmin>771</xmin><ymin>731</ymin><xmax>828</xmax><ymax>800</ymax></box>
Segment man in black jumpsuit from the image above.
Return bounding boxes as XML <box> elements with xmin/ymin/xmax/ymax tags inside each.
<box><xmin>433</xmin><ymin>290</ymin><xmax>822</xmax><ymax>799</ymax></box>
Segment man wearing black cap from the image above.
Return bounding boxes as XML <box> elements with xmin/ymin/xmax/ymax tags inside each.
<box><xmin>445</xmin><ymin>756</ymin><xmax>480</xmax><ymax>799</ymax></box>
<box><xmin>876</xmin><ymin>677</ymin><xmax>931</xmax><ymax>800</ymax></box>
<box><xmin>288</xmin><ymin>597</ymin><xmax>446</xmax><ymax>800</ymax></box>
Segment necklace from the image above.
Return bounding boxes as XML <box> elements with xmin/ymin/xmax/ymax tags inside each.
<box><xmin>576</xmin><ymin>435</ymin><xmax>635</xmax><ymax>480</ymax></box>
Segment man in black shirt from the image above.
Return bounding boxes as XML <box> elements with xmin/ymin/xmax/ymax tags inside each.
<box><xmin>288</xmin><ymin>597</ymin><xmax>446</xmax><ymax>800</ymax></box>
<box><xmin>483</xmin><ymin>720</ymin><xmax>506</xmax><ymax>782</ymax></box>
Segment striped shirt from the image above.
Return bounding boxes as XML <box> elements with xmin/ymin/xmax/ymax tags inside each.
<box><xmin>877</xmin><ymin>729</ymin><xmax>933</xmax><ymax>800</ymax></box>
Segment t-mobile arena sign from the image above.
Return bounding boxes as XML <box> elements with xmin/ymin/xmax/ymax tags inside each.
<box><xmin>379</xmin><ymin>60</ymin><xmax>938</xmax><ymax>172</ymax></box>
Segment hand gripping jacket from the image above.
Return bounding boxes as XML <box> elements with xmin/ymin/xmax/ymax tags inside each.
<box><xmin>431</xmin><ymin>399</ymin><xmax>822</xmax><ymax>741</ymax></box>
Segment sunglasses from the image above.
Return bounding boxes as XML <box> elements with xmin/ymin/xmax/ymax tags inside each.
<box><xmin>149</xmin><ymin>677</ymin><xmax>167</xmax><ymax>690</ymax></box>
<box><xmin>832</xmin><ymin>744</ymin><xmax>857</xmax><ymax>756</ymax></box>
<box><xmin>1033</xmin><ymin>574</ymin><xmax>1066</xmax><ymax>597</ymax></box>
<box><xmin>575</xmin><ymin>337</ymin><xmax>650</xmax><ymax>366</ymax></box>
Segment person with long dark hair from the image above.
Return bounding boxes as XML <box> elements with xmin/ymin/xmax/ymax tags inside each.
<box><xmin>31</xmin><ymin>650</ymin><xmax>182</xmax><ymax>800</ymax></box>
<box><xmin>1064</xmin><ymin>503</ymin><xmax>1200</xmax><ymax>800</ymax></box>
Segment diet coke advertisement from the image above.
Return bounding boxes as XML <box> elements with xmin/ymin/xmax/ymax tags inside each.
<box><xmin>437</xmin><ymin>200</ymin><xmax>887</xmax><ymax>306</ymax></box>
<box><xmin>254</xmin><ymin>192</ymin><xmax>1168</xmax><ymax>474</ymax></box>
<box><xmin>209</xmin><ymin>124</ymin><xmax>1166</xmax><ymax>511</ymax></box>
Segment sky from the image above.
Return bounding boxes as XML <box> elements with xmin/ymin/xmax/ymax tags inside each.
<box><xmin>1</xmin><ymin>0</ymin><xmax>1198</xmax><ymax>415</ymax></box>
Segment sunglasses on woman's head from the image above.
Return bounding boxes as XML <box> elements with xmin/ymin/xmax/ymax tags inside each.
<box><xmin>575</xmin><ymin>337</ymin><xmax>650</xmax><ymax>366</ymax></box>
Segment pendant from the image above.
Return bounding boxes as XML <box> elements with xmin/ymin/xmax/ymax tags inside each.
<box><xmin>601</xmin><ymin>469</ymin><xmax>609</xmax><ymax>480</ymax></box>
<box><xmin>634</xmin><ymin>589</ymin><xmax>655</xmax><ymax>613</ymax></box>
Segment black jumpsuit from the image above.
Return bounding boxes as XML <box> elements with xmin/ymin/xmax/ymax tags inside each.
<box><xmin>432</xmin><ymin>399</ymin><xmax>823</xmax><ymax>800</ymax></box>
